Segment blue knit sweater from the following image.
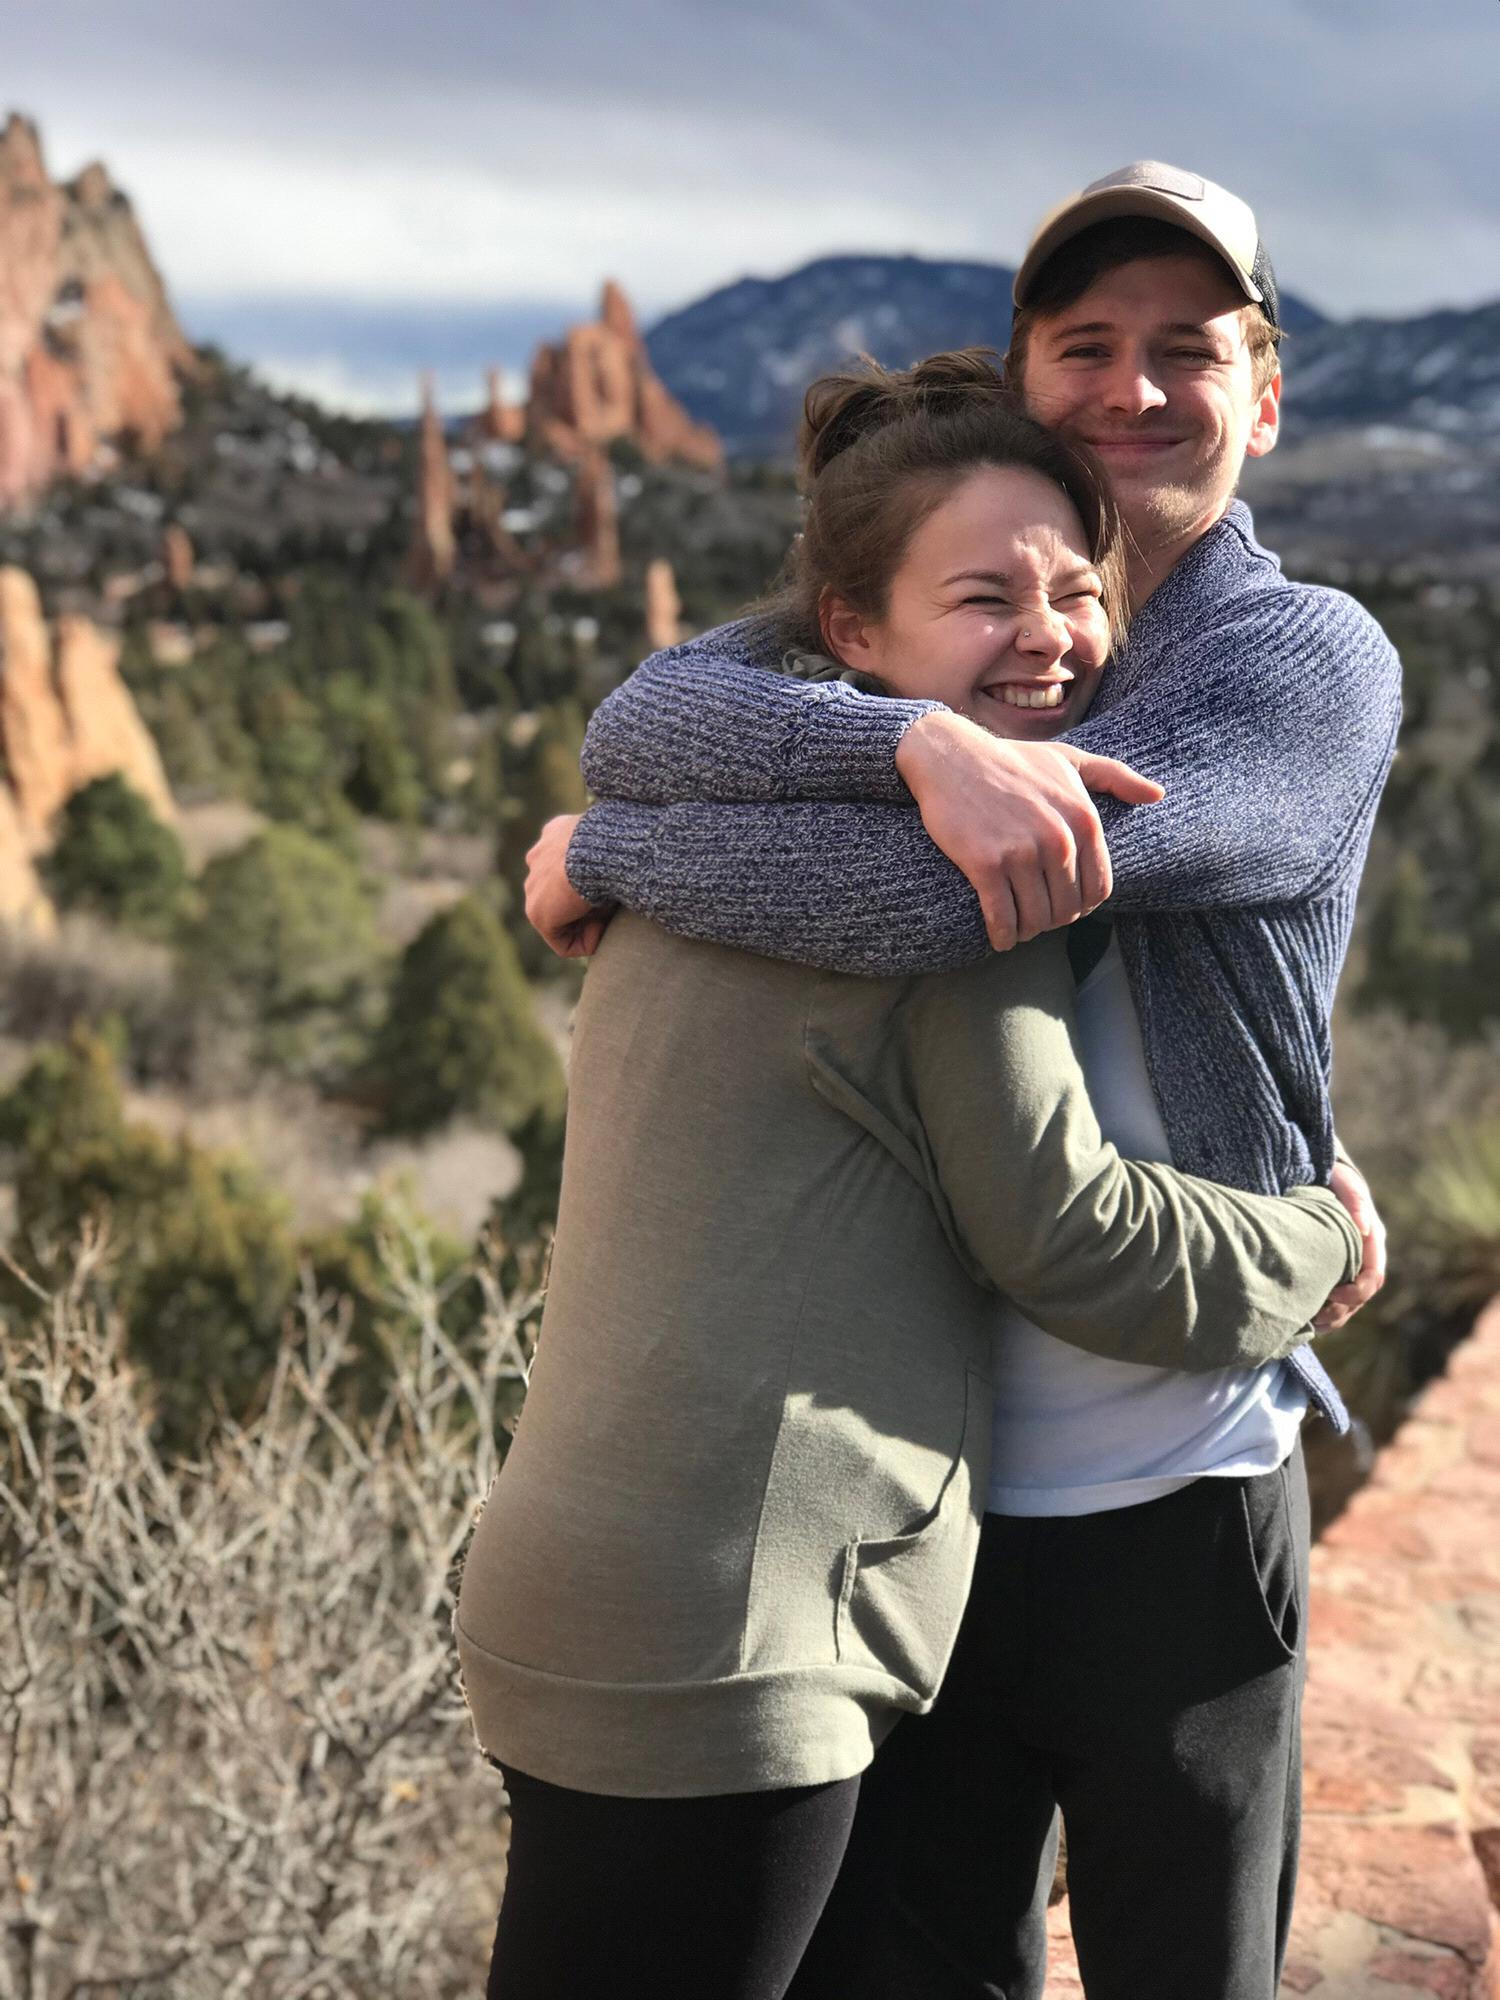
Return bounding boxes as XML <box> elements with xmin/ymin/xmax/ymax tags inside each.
<box><xmin>566</xmin><ymin>502</ymin><xmax>1403</xmax><ymax>1428</ymax></box>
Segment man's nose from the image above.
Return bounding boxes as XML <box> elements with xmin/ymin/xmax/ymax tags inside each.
<box><xmin>1100</xmin><ymin>357</ymin><xmax>1167</xmax><ymax>415</ymax></box>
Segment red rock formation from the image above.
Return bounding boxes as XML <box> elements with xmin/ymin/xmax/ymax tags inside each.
<box><xmin>55</xmin><ymin>613</ymin><xmax>176</xmax><ymax>823</ymax></box>
<box><xmin>600</xmin><ymin>279</ymin><xmax>639</xmax><ymax>347</ymax></box>
<box><xmin>0</xmin><ymin>566</ymin><xmax>175</xmax><ymax>892</ymax></box>
<box><xmin>477</xmin><ymin>367</ymin><xmax>526</xmax><ymax>445</ymax></box>
<box><xmin>68</xmin><ymin>273</ymin><xmax>181</xmax><ymax>451</ymax></box>
<box><xmin>60</xmin><ymin>158</ymin><xmax>191</xmax><ymax>371</ymax></box>
<box><xmin>161</xmin><ymin>522</ymin><xmax>194</xmax><ymax>592</ymax></box>
<box><xmin>0</xmin><ymin>781</ymin><xmax>52</xmax><ymax>932</ymax></box>
<box><xmin>527</xmin><ymin>280</ymin><xmax>723</xmax><ymax>473</ymax></box>
<box><xmin>0</xmin><ymin>565</ymin><xmax>76</xmax><ymax>843</ymax></box>
<box><xmin>408</xmin><ymin>375</ymin><xmax>456</xmax><ymax>591</ymax></box>
<box><xmin>644</xmin><ymin>558</ymin><xmax>682</xmax><ymax>651</ymax></box>
<box><xmin>0</xmin><ymin>113</ymin><xmax>186</xmax><ymax>507</ymax></box>
<box><xmin>573</xmin><ymin>449</ymin><xmax>621</xmax><ymax>590</ymax></box>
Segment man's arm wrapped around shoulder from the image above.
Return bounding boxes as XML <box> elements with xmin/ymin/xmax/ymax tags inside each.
<box><xmin>567</xmin><ymin>796</ymin><xmax>988</xmax><ymax>978</ymax></box>
<box><xmin>579</xmin><ymin>618</ymin><xmax>938</xmax><ymax>805</ymax></box>
<box><xmin>565</xmin><ymin>583</ymin><xmax>1401</xmax><ymax>974</ymax></box>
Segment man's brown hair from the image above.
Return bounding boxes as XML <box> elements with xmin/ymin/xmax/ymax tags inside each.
<box><xmin>1005</xmin><ymin>218</ymin><xmax>1282</xmax><ymax>397</ymax></box>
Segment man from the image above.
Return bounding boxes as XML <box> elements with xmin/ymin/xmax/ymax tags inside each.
<box><xmin>524</xmin><ymin>163</ymin><xmax>1401</xmax><ymax>1998</ymax></box>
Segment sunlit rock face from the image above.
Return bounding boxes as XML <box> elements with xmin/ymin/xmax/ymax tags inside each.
<box><xmin>0</xmin><ymin>113</ymin><xmax>188</xmax><ymax>507</ymax></box>
<box><xmin>527</xmin><ymin>280</ymin><xmax>724</xmax><ymax>474</ymax></box>
<box><xmin>0</xmin><ymin>564</ymin><xmax>177</xmax><ymax>933</ymax></box>
<box><xmin>644</xmin><ymin>558</ymin><xmax>682</xmax><ymax>652</ymax></box>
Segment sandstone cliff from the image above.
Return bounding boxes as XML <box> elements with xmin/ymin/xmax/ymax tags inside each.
<box><xmin>0</xmin><ymin>565</ymin><xmax>176</xmax><ymax>931</ymax></box>
<box><xmin>525</xmin><ymin>280</ymin><xmax>723</xmax><ymax>473</ymax></box>
<box><xmin>0</xmin><ymin>113</ymin><xmax>187</xmax><ymax>508</ymax></box>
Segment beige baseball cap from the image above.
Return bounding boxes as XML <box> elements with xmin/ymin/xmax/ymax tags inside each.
<box><xmin>1013</xmin><ymin>161</ymin><xmax>1280</xmax><ymax>327</ymax></box>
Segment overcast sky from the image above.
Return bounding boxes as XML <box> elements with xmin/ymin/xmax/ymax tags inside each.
<box><xmin>10</xmin><ymin>1</ymin><xmax>1497</xmax><ymax>410</ymax></box>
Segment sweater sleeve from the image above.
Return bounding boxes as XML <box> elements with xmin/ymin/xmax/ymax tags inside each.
<box><xmin>566</xmin><ymin>797</ymin><xmax>990</xmax><ymax>977</ymax></box>
<box><xmin>809</xmin><ymin>939</ymin><xmax>1363</xmax><ymax>1371</ymax></box>
<box><xmin>579</xmin><ymin>620</ymin><xmax>940</xmax><ymax>805</ymax></box>
<box><xmin>1069</xmin><ymin>586</ymin><xmax>1402</xmax><ymax>912</ymax></box>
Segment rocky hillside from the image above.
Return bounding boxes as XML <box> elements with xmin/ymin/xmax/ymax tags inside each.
<box><xmin>644</xmin><ymin>251</ymin><xmax>1326</xmax><ymax>459</ymax></box>
<box><xmin>0</xmin><ymin>114</ymin><xmax>190</xmax><ymax>506</ymax></box>
<box><xmin>1286</xmin><ymin>300</ymin><xmax>1500</xmax><ymax>435</ymax></box>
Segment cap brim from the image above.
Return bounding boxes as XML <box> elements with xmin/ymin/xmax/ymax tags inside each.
<box><xmin>1014</xmin><ymin>188</ymin><xmax>1263</xmax><ymax>308</ymax></box>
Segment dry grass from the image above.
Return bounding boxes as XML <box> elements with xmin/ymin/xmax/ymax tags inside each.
<box><xmin>0</xmin><ymin>1219</ymin><xmax>542</xmax><ymax>1999</ymax></box>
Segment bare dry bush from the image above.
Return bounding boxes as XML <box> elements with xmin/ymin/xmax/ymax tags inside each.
<box><xmin>0</xmin><ymin>918</ymin><xmax>252</xmax><ymax>1096</ymax></box>
<box><xmin>0</xmin><ymin>1218</ymin><xmax>540</xmax><ymax>1999</ymax></box>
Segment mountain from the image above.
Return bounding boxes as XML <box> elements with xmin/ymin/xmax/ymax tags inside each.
<box><xmin>643</xmin><ymin>252</ymin><xmax>1328</xmax><ymax>460</ymax></box>
<box><xmin>1284</xmin><ymin>301</ymin><xmax>1500</xmax><ymax>434</ymax></box>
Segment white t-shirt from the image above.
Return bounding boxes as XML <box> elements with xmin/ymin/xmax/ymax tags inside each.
<box><xmin>986</xmin><ymin>935</ymin><xmax>1308</xmax><ymax>1518</ymax></box>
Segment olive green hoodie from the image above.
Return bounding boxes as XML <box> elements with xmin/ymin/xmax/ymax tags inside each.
<box><xmin>456</xmin><ymin>915</ymin><xmax>1359</xmax><ymax>1797</ymax></box>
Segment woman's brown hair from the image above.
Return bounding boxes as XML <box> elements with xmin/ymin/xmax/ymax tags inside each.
<box><xmin>764</xmin><ymin>347</ymin><xmax>1128</xmax><ymax>656</ymax></box>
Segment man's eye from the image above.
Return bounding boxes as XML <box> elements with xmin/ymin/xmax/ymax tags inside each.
<box><xmin>1059</xmin><ymin>345</ymin><xmax>1107</xmax><ymax>360</ymax></box>
<box><xmin>963</xmin><ymin>595</ymin><xmax>1008</xmax><ymax>607</ymax></box>
<box><xmin>1169</xmin><ymin>349</ymin><xmax>1217</xmax><ymax>364</ymax></box>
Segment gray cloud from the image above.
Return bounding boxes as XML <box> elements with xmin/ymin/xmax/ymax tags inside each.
<box><xmin>8</xmin><ymin>0</ymin><xmax>1497</xmax><ymax>323</ymax></box>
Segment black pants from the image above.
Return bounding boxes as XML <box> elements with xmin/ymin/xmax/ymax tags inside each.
<box><xmin>789</xmin><ymin>1449</ymin><xmax>1310</xmax><ymax>2000</ymax></box>
<box><xmin>486</xmin><ymin>1765</ymin><xmax>861</xmax><ymax>1999</ymax></box>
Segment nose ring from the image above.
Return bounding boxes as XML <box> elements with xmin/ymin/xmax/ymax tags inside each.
<box><xmin>1022</xmin><ymin>629</ymin><xmax>1031</xmax><ymax>638</ymax></box>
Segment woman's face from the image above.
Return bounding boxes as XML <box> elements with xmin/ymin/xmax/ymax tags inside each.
<box><xmin>823</xmin><ymin>465</ymin><xmax>1112</xmax><ymax>740</ymax></box>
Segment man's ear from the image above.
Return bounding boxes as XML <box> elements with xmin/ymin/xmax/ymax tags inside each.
<box><xmin>819</xmin><ymin>590</ymin><xmax>873</xmax><ymax>665</ymax></box>
<box><xmin>1245</xmin><ymin>366</ymin><xmax>1281</xmax><ymax>460</ymax></box>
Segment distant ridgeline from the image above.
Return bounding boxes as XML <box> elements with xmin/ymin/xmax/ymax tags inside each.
<box><xmin>644</xmin><ymin>252</ymin><xmax>1500</xmax><ymax>475</ymax></box>
<box><xmin>644</xmin><ymin>252</ymin><xmax>1322</xmax><ymax>461</ymax></box>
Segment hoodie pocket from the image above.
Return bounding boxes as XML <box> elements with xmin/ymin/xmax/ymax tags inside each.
<box><xmin>834</xmin><ymin>1367</ymin><xmax>987</xmax><ymax>1702</ymax></box>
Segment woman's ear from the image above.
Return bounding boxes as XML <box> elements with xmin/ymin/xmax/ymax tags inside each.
<box><xmin>819</xmin><ymin>590</ymin><xmax>872</xmax><ymax>666</ymax></box>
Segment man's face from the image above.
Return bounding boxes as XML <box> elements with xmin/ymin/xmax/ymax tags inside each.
<box><xmin>1017</xmin><ymin>253</ymin><xmax>1280</xmax><ymax>555</ymax></box>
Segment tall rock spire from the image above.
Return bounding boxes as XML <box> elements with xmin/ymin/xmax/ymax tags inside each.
<box><xmin>409</xmin><ymin>373</ymin><xmax>456</xmax><ymax>591</ymax></box>
<box><xmin>573</xmin><ymin>448</ymin><xmax>621</xmax><ymax>589</ymax></box>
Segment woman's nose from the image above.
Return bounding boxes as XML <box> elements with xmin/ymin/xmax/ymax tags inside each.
<box><xmin>1015</xmin><ymin>607</ymin><xmax>1069</xmax><ymax>658</ymax></box>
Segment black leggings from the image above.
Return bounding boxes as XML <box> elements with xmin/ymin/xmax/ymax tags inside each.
<box><xmin>486</xmin><ymin>1764</ymin><xmax>862</xmax><ymax>2000</ymax></box>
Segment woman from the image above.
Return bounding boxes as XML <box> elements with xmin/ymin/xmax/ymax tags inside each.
<box><xmin>454</xmin><ymin>353</ymin><xmax>1362</xmax><ymax>2000</ymax></box>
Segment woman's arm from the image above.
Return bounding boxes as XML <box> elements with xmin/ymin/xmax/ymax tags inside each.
<box><xmin>806</xmin><ymin>937</ymin><xmax>1362</xmax><ymax>1371</ymax></box>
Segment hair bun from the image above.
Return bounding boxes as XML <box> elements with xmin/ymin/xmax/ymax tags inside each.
<box><xmin>797</xmin><ymin>347</ymin><xmax>1010</xmax><ymax>482</ymax></box>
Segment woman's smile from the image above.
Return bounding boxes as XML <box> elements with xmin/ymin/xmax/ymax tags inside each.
<box><xmin>822</xmin><ymin>462</ymin><xmax>1113</xmax><ymax>738</ymax></box>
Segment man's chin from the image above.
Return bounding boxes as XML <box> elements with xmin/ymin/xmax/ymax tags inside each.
<box><xmin>1115</xmin><ymin>477</ymin><xmax>1229</xmax><ymax>547</ymax></box>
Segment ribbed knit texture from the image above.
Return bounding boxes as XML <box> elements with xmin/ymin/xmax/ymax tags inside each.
<box><xmin>568</xmin><ymin>503</ymin><xmax>1403</xmax><ymax>1429</ymax></box>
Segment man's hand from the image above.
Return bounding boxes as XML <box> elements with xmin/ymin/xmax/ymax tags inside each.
<box><xmin>524</xmin><ymin>813</ymin><xmax>614</xmax><ymax>958</ymax></box>
<box><xmin>1315</xmin><ymin>1156</ymin><xmax>1388</xmax><ymax>1330</ymax></box>
<box><xmin>893</xmin><ymin>711</ymin><xmax>1166</xmax><ymax>950</ymax></box>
